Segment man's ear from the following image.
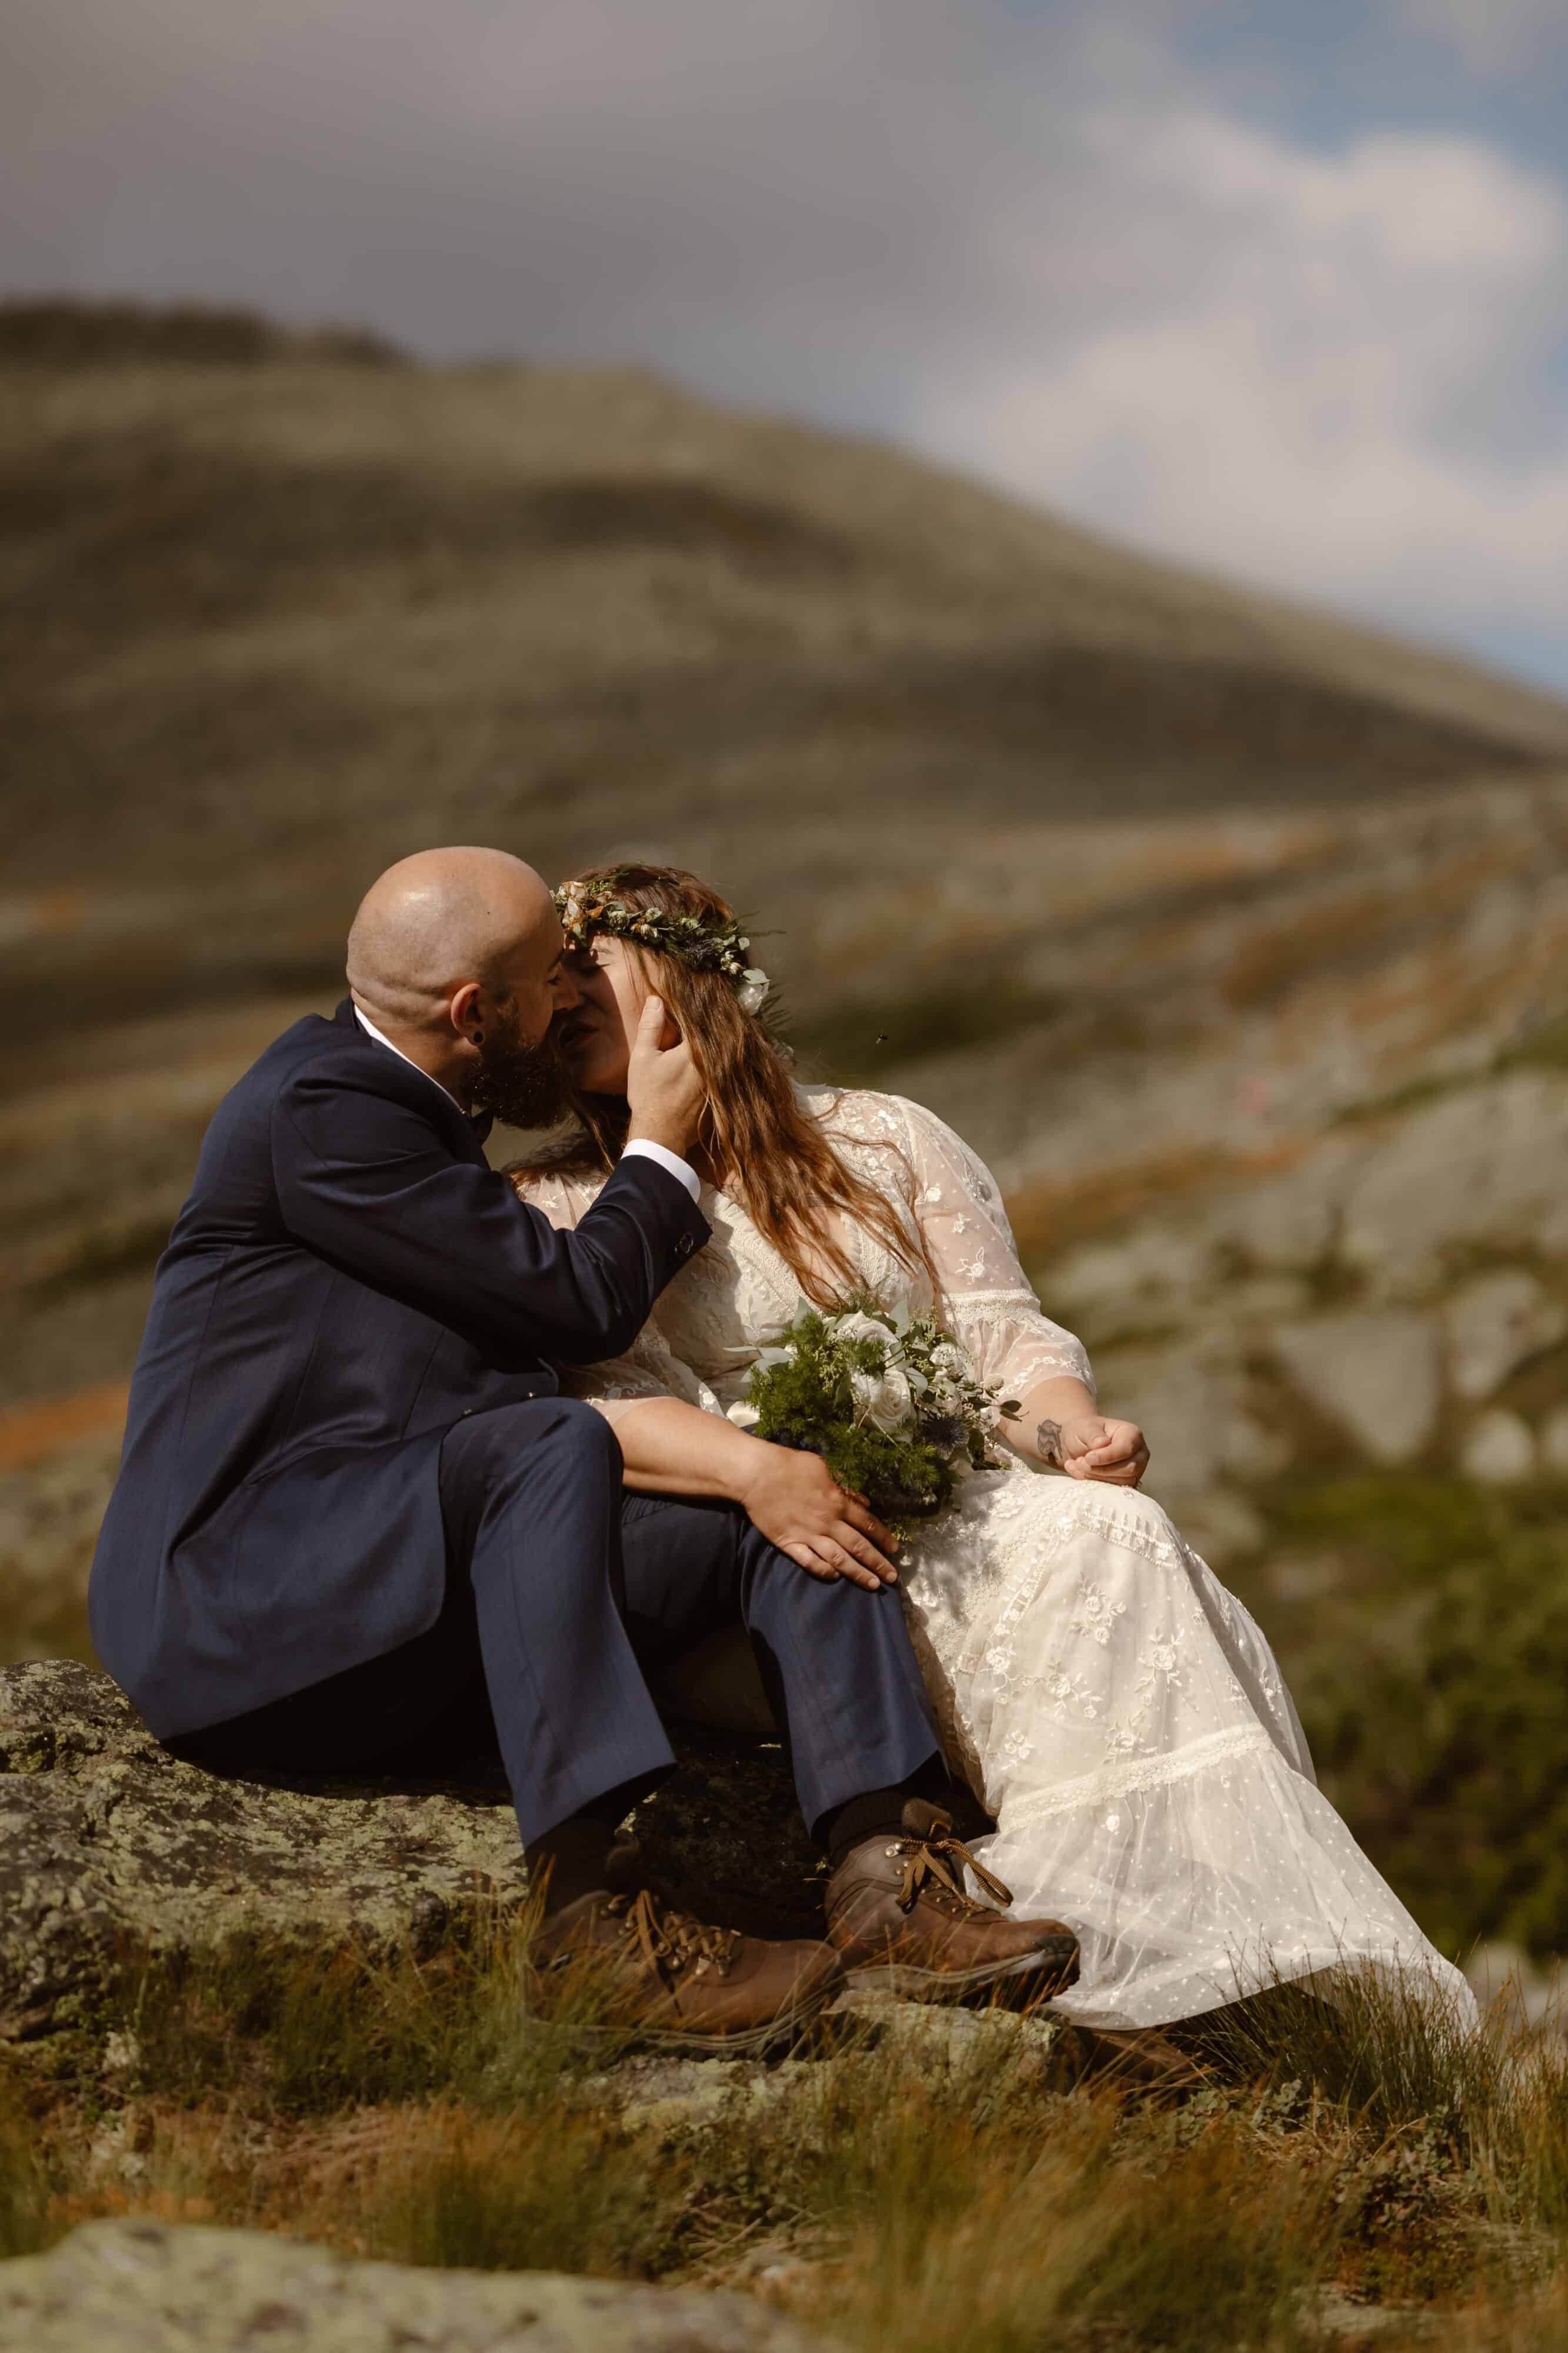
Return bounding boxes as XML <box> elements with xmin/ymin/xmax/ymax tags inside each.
<box><xmin>449</xmin><ymin>979</ymin><xmax>485</xmax><ymax>1045</ymax></box>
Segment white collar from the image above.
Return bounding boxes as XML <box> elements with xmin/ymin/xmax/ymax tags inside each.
<box><xmin>353</xmin><ymin>1006</ymin><xmax>463</xmax><ymax>1106</ymax></box>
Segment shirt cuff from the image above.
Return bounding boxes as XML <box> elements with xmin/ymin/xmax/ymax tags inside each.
<box><xmin>622</xmin><ymin>1138</ymin><xmax>702</xmax><ymax>1202</ymax></box>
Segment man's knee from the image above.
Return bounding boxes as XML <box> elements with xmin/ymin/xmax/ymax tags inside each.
<box><xmin>439</xmin><ymin>1397</ymin><xmax>620</xmax><ymax>1508</ymax></box>
<box><xmin>533</xmin><ymin>1396</ymin><xmax>622</xmax><ymax>1472</ymax></box>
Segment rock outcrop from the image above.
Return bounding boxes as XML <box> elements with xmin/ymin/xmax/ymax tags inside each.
<box><xmin>1042</xmin><ymin>1064</ymin><xmax>1568</xmax><ymax>1556</ymax></box>
<box><xmin>0</xmin><ymin>1659</ymin><xmax>810</xmax><ymax>2039</ymax></box>
<box><xmin>0</xmin><ymin>2219</ymin><xmax>833</xmax><ymax>2352</ymax></box>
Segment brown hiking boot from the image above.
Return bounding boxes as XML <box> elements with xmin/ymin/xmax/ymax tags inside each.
<box><xmin>532</xmin><ymin>1884</ymin><xmax>845</xmax><ymax>2053</ymax></box>
<box><xmin>824</xmin><ymin>1798</ymin><xmax>1079</xmax><ymax>2001</ymax></box>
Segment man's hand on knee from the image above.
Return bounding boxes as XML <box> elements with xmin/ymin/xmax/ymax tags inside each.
<box><xmin>733</xmin><ymin>1448</ymin><xmax>900</xmax><ymax>1589</ymax></box>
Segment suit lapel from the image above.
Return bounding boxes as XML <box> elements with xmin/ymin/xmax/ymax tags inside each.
<box><xmin>334</xmin><ymin>999</ymin><xmax>492</xmax><ymax>1165</ymax></box>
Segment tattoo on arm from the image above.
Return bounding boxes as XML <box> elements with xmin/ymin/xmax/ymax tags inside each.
<box><xmin>1036</xmin><ymin>1419</ymin><xmax>1064</xmax><ymax>1468</ymax></box>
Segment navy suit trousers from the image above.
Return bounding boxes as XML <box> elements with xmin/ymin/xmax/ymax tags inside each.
<box><xmin>172</xmin><ymin>1397</ymin><xmax>940</xmax><ymax>1847</ymax></box>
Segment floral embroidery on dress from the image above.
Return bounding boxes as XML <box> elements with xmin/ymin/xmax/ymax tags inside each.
<box><xmin>1146</xmin><ymin>1632</ymin><xmax>1182</xmax><ymax>1680</ymax></box>
<box><xmin>1068</xmin><ymin>1582</ymin><xmax>1130</xmax><ymax>1648</ymax></box>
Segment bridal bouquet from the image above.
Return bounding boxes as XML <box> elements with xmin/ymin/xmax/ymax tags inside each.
<box><xmin>732</xmin><ymin>1299</ymin><xmax>1021</xmax><ymax>1536</ymax></box>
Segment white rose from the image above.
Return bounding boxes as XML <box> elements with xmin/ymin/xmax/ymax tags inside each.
<box><xmin>835</xmin><ymin>1311</ymin><xmax>898</xmax><ymax>1354</ymax></box>
<box><xmin>850</xmin><ymin>1365</ymin><xmax>914</xmax><ymax>1434</ymax></box>
<box><xmin>726</xmin><ymin>1399</ymin><xmax>762</xmax><ymax>1429</ymax></box>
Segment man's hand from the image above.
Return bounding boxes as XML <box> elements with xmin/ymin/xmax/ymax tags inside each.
<box><xmin>625</xmin><ymin>995</ymin><xmax>705</xmax><ymax>1161</ymax></box>
<box><xmin>734</xmin><ymin>1444</ymin><xmax>900</xmax><ymax>1590</ymax></box>
<box><xmin>1041</xmin><ymin>1415</ymin><xmax>1150</xmax><ymax>1487</ymax></box>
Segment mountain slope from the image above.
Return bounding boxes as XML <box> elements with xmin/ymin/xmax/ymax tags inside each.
<box><xmin>4</xmin><ymin>301</ymin><xmax>1567</xmax><ymax>1397</ymax></box>
<box><xmin>13</xmin><ymin>304</ymin><xmax>1568</xmax><ymax>1954</ymax></box>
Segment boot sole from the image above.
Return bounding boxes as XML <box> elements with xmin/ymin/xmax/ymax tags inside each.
<box><xmin>845</xmin><ymin>1937</ymin><xmax>1080</xmax><ymax>2004</ymax></box>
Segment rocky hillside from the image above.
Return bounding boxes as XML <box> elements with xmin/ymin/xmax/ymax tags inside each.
<box><xmin>8</xmin><ymin>300</ymin><xmax>1568</xmax><ymax>1949</ymax></box>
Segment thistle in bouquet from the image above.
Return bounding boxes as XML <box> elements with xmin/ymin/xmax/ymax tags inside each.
<box><xmin>736</xmin><ymin>1297</ymin><xmax>1022</xmax><ymax>1538</ymax></box>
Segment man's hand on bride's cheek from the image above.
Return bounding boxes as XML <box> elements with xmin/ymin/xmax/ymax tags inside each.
<box><xmin>1060</xmin><ymin>1416</ymin><xmax>1150</xmax><ymax>1488</ymax></box>
<box><xmin>733</xmin><ymin>1444</ymin><xmax>900</xmax><ymax>1591</ymax></box>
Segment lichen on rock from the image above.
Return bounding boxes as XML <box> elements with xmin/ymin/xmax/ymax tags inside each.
<box><xmin>0</xmin><ymin>1659</ymin><xmax>809</xmax><ymax>2040</ymax></box>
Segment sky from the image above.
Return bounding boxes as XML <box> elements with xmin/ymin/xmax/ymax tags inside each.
<box><xmin>6</xmin><ymin>0</ymin><xmax>1567</xmax><ymax>693</ymax></box>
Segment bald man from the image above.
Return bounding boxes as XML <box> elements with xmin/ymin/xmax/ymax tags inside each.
<box><xmin>88</xmin><ymin>848</ymin><xmax>966</xmax><ymax>2048</ymax></box>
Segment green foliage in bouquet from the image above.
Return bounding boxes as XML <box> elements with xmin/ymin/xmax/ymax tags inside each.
<box><xmin>742</xmin><ymin>1298</ymin><xmax>1020</xmax><ymax>1535</ymax></box>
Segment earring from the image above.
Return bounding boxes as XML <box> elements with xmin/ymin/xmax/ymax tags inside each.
<box><xmin>472</xmin><ymin>1031</ymin><xmax>484</xmax><ymax>1047</ymax></box>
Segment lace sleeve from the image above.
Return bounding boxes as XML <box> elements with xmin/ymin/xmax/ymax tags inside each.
<box><xmin>508</xmin><ymin>1164</ymin><xmax>722</xmax><ymax>1427</ymax></box>
<box><xmin>893</xmin><ymin>1097</ymin><xmax>1096</xmax><ymax>1403</ymax></box>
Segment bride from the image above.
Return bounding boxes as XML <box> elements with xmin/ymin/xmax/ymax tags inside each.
<box><xmin>511</xmin><ymin>862</ymin><xmax>1474</xmax><ymax>2033</ymax></box>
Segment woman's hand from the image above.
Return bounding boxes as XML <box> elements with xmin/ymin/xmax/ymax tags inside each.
<box><xmin>733</xmin><ymin>1444</ymin><xmax>900</xmax><ymax>1589</ymax></box>
<box><xmin>1041</xmin><ymin>1415</ymin><xmax>1150</xmax><ymax>1487</ymax></box>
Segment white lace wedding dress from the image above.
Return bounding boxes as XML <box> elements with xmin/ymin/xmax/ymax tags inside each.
<box><xmin>518</xmin><ymin>1087</ymin><xmax>1474</xmax><ymax>2029</ymax></box>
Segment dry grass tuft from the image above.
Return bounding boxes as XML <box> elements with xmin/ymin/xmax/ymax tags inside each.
<box><xmin>11</xmin><ymin>1928</ymin><xmax>1568</xmax><ymax>2349</ymax></box>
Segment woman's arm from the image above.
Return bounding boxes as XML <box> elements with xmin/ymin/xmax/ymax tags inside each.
<box><xmin>611</xmin><ymin>1396</ymin><xmax>902</xmax><ymax>1590</ymax></box>
<box><xmin>888</xmin><ymin>1098</ymin><xmax>1149</xmax><ymax>1488</ymax></box>
<box><xmin>1006</xmin><ymin>1373</ymin><xmax>1150</xmax><ymax>1488</ymax></box>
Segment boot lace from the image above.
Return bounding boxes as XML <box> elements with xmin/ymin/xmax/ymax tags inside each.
<box><xmin>604</xmin><ymin>1887</ymin><xmax>741</xmax><ymax>1982</ymax></box>
<box><xmin>890</xmin><ymin>1823</ymin><xmax>1015</xmax><ymax>1918</ymax></box>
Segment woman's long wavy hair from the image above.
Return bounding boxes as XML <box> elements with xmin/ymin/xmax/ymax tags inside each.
<box><xmin>517</xmin><ymin>862</ymin><xmax>935</xmax><ymax>1308</ymax></box>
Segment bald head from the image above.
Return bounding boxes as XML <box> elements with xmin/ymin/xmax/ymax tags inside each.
<box><xmin>348</xmin><ymin>848</ymin><xmax>558</xmax><ymax>1034</ymax></box>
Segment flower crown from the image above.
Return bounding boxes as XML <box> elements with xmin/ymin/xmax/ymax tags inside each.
<box><xmin>554</xmin><ymin>879</ymin><xmax>772</xmax><ymax>1016</ymax></box>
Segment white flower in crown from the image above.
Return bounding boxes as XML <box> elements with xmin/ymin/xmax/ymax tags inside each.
<box><xmin>553</xmin><ymin>879</ymin><xmax>771</xmax><ymax>1016</ymax></box>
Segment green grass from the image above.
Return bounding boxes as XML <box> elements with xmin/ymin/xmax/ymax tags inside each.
<box><xmin>115</xmin><ymin>1904</ymin><xmax>642</xmax><ymax>2119</ymax></box>
<box><xmin>1246</xmin><ymin>1476</ymin><xmax>1568</xmax><ymax>1960</ymax></box>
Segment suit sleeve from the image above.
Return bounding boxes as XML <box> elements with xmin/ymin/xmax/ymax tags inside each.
<box><xmin>272</xmin><ymin>1064</ymin><xmax>709</xmax><ymax>1364</ymax></box>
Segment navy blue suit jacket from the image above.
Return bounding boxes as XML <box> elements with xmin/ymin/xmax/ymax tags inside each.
<box><xmin>88</xmin><ymin>999</ymin><xmax>709</xmax><ymax>1738</ymax></box>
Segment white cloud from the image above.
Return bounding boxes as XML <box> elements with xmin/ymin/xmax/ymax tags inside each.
<box><xmin>909</xmin><ymin>108</ymin><xmax>1568</xmax><ymax>655</ymax></box>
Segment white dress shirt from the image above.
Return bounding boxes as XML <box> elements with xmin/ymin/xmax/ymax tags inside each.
<box><xmin>352</xmin><ymin>1006</ymin><xmax>700</xmax><ymax>1201</ymax></box>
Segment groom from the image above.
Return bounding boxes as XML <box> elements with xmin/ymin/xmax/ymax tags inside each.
<box><xmin>90</xmin><ymin>848</ymin><xmax>1076</xmax><ymax>2043</ymax></box>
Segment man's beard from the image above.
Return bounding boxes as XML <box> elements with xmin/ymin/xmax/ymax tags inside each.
<box><xmin>467</xmin><ymin>1019</ymin><xmax>574</xmax><ymax>1131</ymax></box>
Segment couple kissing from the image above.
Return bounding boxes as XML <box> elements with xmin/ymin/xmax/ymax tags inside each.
<box><xmin>89</xmin><ymin>845</ymin><xmax>1473</xmax><ymax>2052</ymax></box>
